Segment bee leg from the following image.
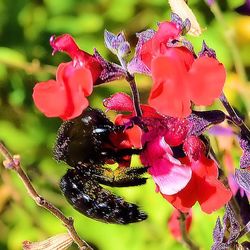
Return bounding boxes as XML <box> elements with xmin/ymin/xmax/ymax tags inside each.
<box><xmin>101</xmin><ymin>148</ymin><xmax>142</xmax><ymax>167</ymax></box>
<box><xmin>87</xmin><ymin>165</ymin><xmax>148</xmax><ymax>187</ymax></box>
<box><xmin>60</xmin><ymin>169</ymin><xmax>147</xmax><ymax>224</ymax></box>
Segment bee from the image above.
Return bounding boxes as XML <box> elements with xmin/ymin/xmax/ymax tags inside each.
<box><xmin>54</xmin><ymin>107</ymin><xmax>148</xmax><ymax>224</ymax></box>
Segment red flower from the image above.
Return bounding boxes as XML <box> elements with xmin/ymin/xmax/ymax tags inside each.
<box><xmin>33</xmin><ymin>34</ymin><xmax>102</xmax><ymax>120</ymax></box>
<box><xmin>140</xmin><ymin>21</ymin><xmax>226</xmax><ymax>118</ymax></box>
<box><xmin>141</xmin><ymin>134</ymin><xmax>192</xmax><ymax>195</ymax></box>
<box><xmin>168</xmin><ymin>209</ymin><xmax>192</xmax><ymax>241</ymax></box>
<box><xmin>163</xmin><ymin>136</ymin><xmax>232</xmax><ymax>213</ymax></box>
<box><xmin>141</xmin><ymin>131</ymin><xmax>232</xmax><ymax>213</ymax></box>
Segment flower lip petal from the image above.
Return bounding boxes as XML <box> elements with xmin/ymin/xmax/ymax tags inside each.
<box><xmin>149</xmin><ymin>155</ymin><xmax>192</xmax><ymax>195</ymax></box>
<box><xmin>32</xmin><ymin>79</ymin><xmax>67</xmax><ymax>118</ymax></box>
<box><xmin>50</xmin><ymin>34</ymin><xmax>80</xmax><ymax>58</ymax></box>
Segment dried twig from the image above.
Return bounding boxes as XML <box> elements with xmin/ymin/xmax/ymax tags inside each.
<box><xmin>0</xmin><ymin>141</ymin><xmax>93</xmax><ymax>250</ymax></box>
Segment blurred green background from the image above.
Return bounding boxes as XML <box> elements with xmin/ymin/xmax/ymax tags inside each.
<box><xmin>0</xmin><ymin>0</ymin><xmax>250</xmax><ymax>249</ymax></box>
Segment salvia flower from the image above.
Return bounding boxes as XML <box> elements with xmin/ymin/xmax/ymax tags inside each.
<box><xmin>33</xmin><ymin>34</ymin><xmax>102</xmax><ymax>120</ymax></box>
<box><xmin>142</xmin><ymin>130</ymin><xmax>231</xmax><ymax>213</ymax></box>
<box><xmin>104</xmin><ymin>91</ymin><xmax>232</xmax><ymax>213</ymax></box>
<box><xmin>137</xmin><ymin>20</ymin><xmax>226</xmax><ymax>118</ymax></box>
<box><xmin>141</xmin><ymin>134</ymin><xmax>192</xmax><ymax>195</ymax></box>
<box><xmin>164</xmin><ymin>136</ymin><xmax>232</xmax><ymax>213</ymax></box>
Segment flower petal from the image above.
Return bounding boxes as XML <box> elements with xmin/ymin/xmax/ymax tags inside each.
<box><xmin>141</xmin><ymin>136</ymin><xmax>171</xmax><ymax>166</ymax></box>
<box><xmin>188</xmin><ymin>56</ymin><xmax>226</xmax><ymax>106</ymax></box>
<box><xmin>67</xmin><ymin>66</ymin><xmax>93</xmax><ymax>97</ymax></box>
<box><xmin>149</xmin><ymin>154</ymin><xmax>192</xmax><ymax>195</ymax></box>
<box><xmin>197</xmin><ymin>177</ymin><xmax>232</xmax><ymax>213</ymax></box>
<box><xmin>149</xmin><ymin>56</ymin><xmax>191</xmax><ymax>117</ymax></box>
<box><xmin>163</xmin><ymin>174</ymin><xmax>198</xmax><ymax>212</ymax></box>
<box><xmin>33</xmin><ymin>79</ymin><xmax>67</xmax><ymax>118</ymax></box>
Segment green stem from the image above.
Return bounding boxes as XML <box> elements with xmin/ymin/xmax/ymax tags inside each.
<box><xmin>179</xmin><ymin>212</ymin><xmax>200</xmax><ymax>250</ymax></box>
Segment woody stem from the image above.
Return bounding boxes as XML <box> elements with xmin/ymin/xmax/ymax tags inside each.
<box><xmin>0</xmin><ymin>141</ymin><xmax>92</xmax><ymax>250</ymax></box>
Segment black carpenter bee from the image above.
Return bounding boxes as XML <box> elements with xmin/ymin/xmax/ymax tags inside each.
<box><xmin>54</xmin><ymin>107</ymin><xmax>148</xmax><ymax>224</ymax></box>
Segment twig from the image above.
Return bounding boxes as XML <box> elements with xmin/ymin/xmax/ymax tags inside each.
<box><xmin>179</xmin><ymin>212</ymin><xmax>200</xmax><ymax>250</ymax></box>
<box><xmin>0</xmin><ymin>141</ymin><xmax>92</xmax><ymax>250</ymax></box>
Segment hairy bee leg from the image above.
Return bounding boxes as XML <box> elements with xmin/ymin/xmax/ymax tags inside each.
<box><xmin>125</xmin><ymin>166</ymin><xmax>149</xmax><ymax>175</ymax></box>
<box><xmin>108</xmin><ymin>148</ymin><xmax>142</xmax><ymax>160</ymax></box>
<box><xmin>77</xmin><ymin>165</ymin><xmax>148</xmax><ymax>187</ymax></box>
<box><xmin>60</xmin><ymin>169</ymin><xmax>147</xmax><ymax>224</ymax></box>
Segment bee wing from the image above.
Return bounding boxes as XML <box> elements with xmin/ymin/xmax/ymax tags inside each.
<box><xmin>60</xmin><ymin>169</ymin><xmax>147</xmax><ymax>224</ymax></box>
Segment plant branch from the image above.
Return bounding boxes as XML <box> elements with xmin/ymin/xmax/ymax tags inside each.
<box><xmin>179</xmin><ymin>212</ymin><xmax>200</xmax><ymax>250</ymax></box>
<box><xmin>0</xmin><ymin>141</ymin><xmax>92</xmax><ymax>250</ymax></box>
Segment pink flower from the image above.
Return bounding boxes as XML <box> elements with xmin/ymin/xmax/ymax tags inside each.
<box><xmin>163</xmin><ymin>136</ymin><xmax>232</xmax><ymax>213</ymax></box>
<box><xmin>141</xmin><ymin>134</ymin><xmax>192</xmax><ymax>195</ymax></box>
<box><xmin>139</xmin><ymin>21</ymin><xmax>226</xmax><ymax>118</ymax></box>
<box><xmin>141</xmin><ymin>132</ymin><xmax>232</xmax><ymax>213</ymax></box>
<box><xmin>33</xmin><ymin>34</ymin><xmax>102</xmax><ymax>120</ymax></box>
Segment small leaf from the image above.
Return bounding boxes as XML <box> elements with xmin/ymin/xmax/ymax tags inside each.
<box><xmin>94</xmin><ymin>49</ymin><xmax>126</xmax><ymax>84</ymax></box>
<box><xmin>127</xmin><ymin>29</ymin><xmax>155</xmax><ymax>75</ymax></box>
<box><xmin>198</xmin><ymin>41</ymin><xmax>216</xmax><ymax>58</ymax></box>
<box><xmin>212</xmin><ymin>205</ymin><xmax>241</xmax><ymax>249</ymax></box>
<box><xmin>239</xmin><ymin>136</ymin><xmax>250</xmax><ymax>169</ymax></box>
<box><xmin>212</xmin><ymin>217</ymin><xmax>223</xmax><ymax>244</ymax></box>
<box><xmin>235</xmin><ymin>190</ymin><xmax>250</xmax><ymax>226</ymax></box>
<box><xmin>235</xmin><ymin>169</ymin><xmax>250</xmax><ymax>193</ymax></box>
<box><xmin>223</xmin><ymin>205</ymin><xmax>240</xmax><ymax>244</ymax></box>
<box><xmin>188</xmin><ymin>110</ymin><xmax>226</xmax><ymax>136</ymax></box>
<box><xmin>104</xmin><ymin>30</ymin><xmax>130</xmax><ymax>57</ymax></box>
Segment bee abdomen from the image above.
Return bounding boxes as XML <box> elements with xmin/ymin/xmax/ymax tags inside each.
<box><xmin>60</xmin><ymin>170</ymin><xmax>147</xmax><ymax>224</ymax></box>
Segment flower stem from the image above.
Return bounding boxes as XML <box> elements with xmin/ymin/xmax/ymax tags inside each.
<box><xmin>117</xmin><ymin>55</ymin><xmax>143</xmax><ymax>117</ymax></box>
<box><xmin>220</xmin><ymin>92</ymin><xmax>250</xmax><ymax>140</ymax></box>
<box><xmin>0</xmin><ymin>141</ymin><xmax>92</xmax><ymax>250</ymax></box>
<box><xmin>210</xmin><ymin>2</ymin><xmax>248</xmax><ymax>83</ymax></box>
<box><xmin>179</xmin><ymin>212</ymin><xmax>200</xmax><ymax>250</ymax></box>
<box><xmin>126</xmin><ymin>73</ymin><xmax>143</xmax><ymax>117</ymax></box>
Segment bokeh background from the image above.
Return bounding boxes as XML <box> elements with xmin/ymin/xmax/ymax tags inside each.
<box><xmin>0</xmin><ymin>0</ymin><xmax>250</xmax><ymax>249</ymax></box>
